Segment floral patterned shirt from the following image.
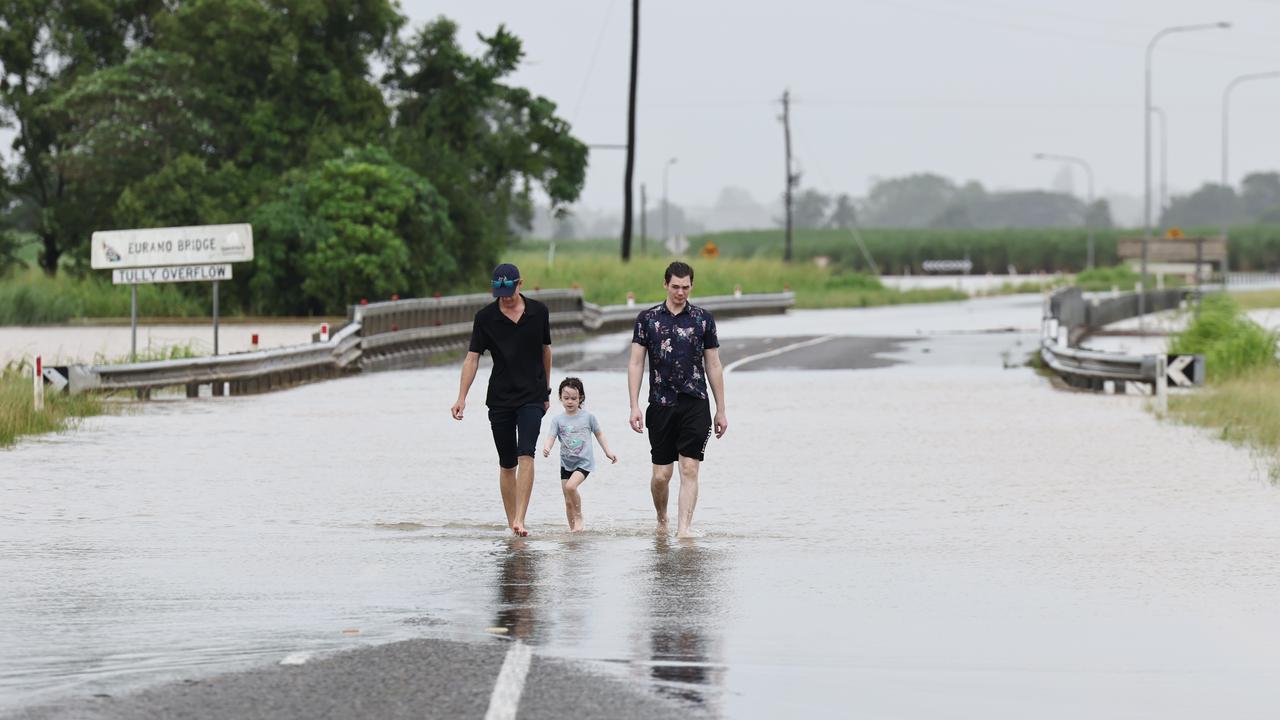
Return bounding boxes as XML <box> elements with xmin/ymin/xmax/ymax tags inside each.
<box><xmin>632</xmin><ymin>302</ymin><xmax>720</xmax><ymax>406</ymax></box>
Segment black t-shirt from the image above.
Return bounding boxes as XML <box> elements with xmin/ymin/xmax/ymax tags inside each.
<box><xmin>469</xmin><ymin>295</ymin><xmax>552</xmax><ymax>408</ymax></box>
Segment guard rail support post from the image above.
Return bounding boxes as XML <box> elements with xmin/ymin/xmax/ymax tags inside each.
<box><xmin>1155</xmin><ymin>354</ymin><xmax>1168</xmax><ymax>414</ymax></box>
<box><xmin>33</xmin><ymin>355</ymin><xmax>43</xmax><ymax>412</ymax></box>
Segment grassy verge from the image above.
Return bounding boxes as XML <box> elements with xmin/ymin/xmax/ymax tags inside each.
<box><xmin>506</xmin><ymin>252</ymin><xmax>966</xmax><ymax>308</ymax></box>
<box><xmin>1165</xmin><ymin>293</ymin><xmax>1280</xmax><ymax>475</ymax></box>
<box><xmin>0</xmin><ymin>364</ymin><xmax>105</xmax><ymax>448</ymax></box>
<box><xmin>0</xmin><ymin>269</ymin><xmax>207</xmax><ymax>324</ymax></box>
<box><xmin>1233</xmin><ymin>289</ymin><xmax>1280</xmax><ymax>312</ymax></box>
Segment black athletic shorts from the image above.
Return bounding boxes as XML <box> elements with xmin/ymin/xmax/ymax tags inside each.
<box><xmin>560</xmin><ymin>467</ymin><xmax>591</xmax><ymax>481</ymax></box>
<box><xmin>645</xmin><ymin>393</ymin><xmax>713</xmax><ymax>465</ymax></box>
<box><xmin>488</xmin><ymin>403</ymin><xmax>545</xmax><ymax>469</ymax></box>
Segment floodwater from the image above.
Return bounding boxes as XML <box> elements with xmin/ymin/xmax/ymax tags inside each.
<box><xmin>5</xmin><ymin>296</ymin><xmax>1280</xmax><ymax>717</ymax></box>
<box><xmin>0</xmin><ymin>323</ymin><xmax>318</xmax><ymax>366</ymax></box>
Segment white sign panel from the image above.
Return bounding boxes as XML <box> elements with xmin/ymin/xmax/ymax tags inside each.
<box><xmin>92</xmin><ymin>224</ymin><xmax>253</xmax><ymax>269</ymax></box>
<box><xmin>112</xmin><ymin>264</ymin><xmax>233</xmax><ymax>285</ymax></box>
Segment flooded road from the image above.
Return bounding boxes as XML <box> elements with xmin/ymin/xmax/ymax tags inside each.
<box><xmin>5</xmin><ymin>295</ymin><xmax>1280</xmax><ymax>717</ymax></box>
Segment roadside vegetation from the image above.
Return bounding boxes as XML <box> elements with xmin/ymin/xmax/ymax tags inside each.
<box><xmin>1166</xmin><ymin>294</ymin><xmax>1280</xmax><ymax>476</ymax></box>
<box><xmin>506</xmin><ymin>252</ymin><xmax>965</xmax><ymax>309</ymax></box>
<box><xmin>0</xmin><ymin>269</ymin><xmax>207</xmax><ymax>324</ymax></box>
<box><xmin>0</xmin><ymin>362</ymin><xmax>105</xmax><ymax>448</ymax></box>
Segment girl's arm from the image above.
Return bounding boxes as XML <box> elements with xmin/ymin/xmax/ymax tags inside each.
<box><xmin>595</xmin><ymin>430</ymin><xmax>618</xmax><ymax>464</ymax></box>
<box><xmin>542</xmin><ymin>427</ymin><xmax>558</xmax><ymax>457</ymax></box>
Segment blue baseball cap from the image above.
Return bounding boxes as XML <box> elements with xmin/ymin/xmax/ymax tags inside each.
<box><xmin>492</xmin><ymin>263</ymin><xmax>521</xmax><ymax>297</ymax></box>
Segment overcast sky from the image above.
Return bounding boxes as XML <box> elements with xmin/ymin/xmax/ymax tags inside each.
<box><xmin>401</xmin><ymin>0</ymin><xmax>1280</xmax><ymax>219</ymax></box>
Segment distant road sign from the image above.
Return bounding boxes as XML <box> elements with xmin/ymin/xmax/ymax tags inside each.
<box><xmin>112</xmin><ymin>264</ymin><xmax>233</xmax><ymax>285</ymax></box>
<box><xmin>665</xmin><ymin>234</ymin><xmax>689</xmax><ymax>255</ymax></box>
<box><xmin>92</xmin><ymin>224</ymin><xmax>253</xmax><ymax>269</ymax></box>
<box><xmin>921</xmin><ymin>259</ymin><xmax>973</xmax><ymax>273</ymax></box>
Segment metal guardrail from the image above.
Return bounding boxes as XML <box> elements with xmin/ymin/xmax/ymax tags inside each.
<box><xmin>1040</xmin><ymin>286</ymin><xmax>1195</xmax><ymax>397</ymax></box>
<box><xmin>68</xmin><ymin>289</ymin><xmax>795</xmax><ymax>397</ymax></box>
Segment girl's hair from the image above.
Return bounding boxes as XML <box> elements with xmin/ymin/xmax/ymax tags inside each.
<box><xmin>558</xmin><ymin>376</ymin><xmax>585</xmax><ymax>404</ymax></box>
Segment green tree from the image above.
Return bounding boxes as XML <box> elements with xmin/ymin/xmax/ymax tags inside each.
<box><xmin>1241</xmin><ymin>172</ymin><xmax>1280</xmax><ymax>220</ymax></box>
<box><xmin>388</xmin><ymin>19</ymin><xmax>587</xmax><ymax>278</ymax></box>
<box><xmin>0</xmin><ymin>0</ymin><xmax>163</xmax><ymax>274</ymax></box>
<box><xmin>1161</xmin><ymin>184</ymin><xmax>1242</xmax><ymax>229</ymax></box>
<box><xmin>828</xmin><ymin>194</ymin><xmax>857</xmax><ymax>229</ymax></box>
<box><xmin>252</xmin><ymin>146</ymin><xmax>456</xmax><ymax>315</ymax></box>
<box><xmin>863</xmin><ymin>174</ymin><xmax>957</xmax><ymax>227</ymax></box>
<box><xmin>792</xmin><ymin>189</ymin><xmax>832</xmax><ymax>229</ymax></box>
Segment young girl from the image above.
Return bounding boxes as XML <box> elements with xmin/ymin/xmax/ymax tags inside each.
<box><xmin>542</xmin><ymin>377</ymin><xmax>617</xmax><ymax>532</ymax></box>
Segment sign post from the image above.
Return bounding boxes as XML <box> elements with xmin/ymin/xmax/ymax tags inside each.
<box><xmin>91</xmin><ymin>224</ymin><xmax>253</xmax><ymax>360</ymax></box>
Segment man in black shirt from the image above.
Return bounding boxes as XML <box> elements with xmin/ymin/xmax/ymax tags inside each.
<box><xmin>452</xmin><ymin>263</ymin><xmax>552</xmax><ymax>537</ymax></box>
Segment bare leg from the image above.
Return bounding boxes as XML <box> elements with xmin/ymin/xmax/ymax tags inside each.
<box><xmin>499</xmin><ymin>466</ymin><xmax>518</xmax><ymax>531</ymax></box>
<box><xmin>676</xmin><ymin>455</ymin><xmax>700</xmax><ymax>538</ymax></box>
<box><xmin>564</xmin><ymin>471</ymin><xmax>587</xmax><ymax>532</ymax></box>
<box><xmin>512</xmin><ymin>455</ymin><xmax>535</xmax><ymax>536</ymax></box>
<box><xmin>561</xmin><ymin>477</ymin><xmax>576</xmax><ymax>529</ymax></box>
<box><xmin>651</xmin><ymin>463</ymin><xmax>674</xmax><ymax>534</ymax></box>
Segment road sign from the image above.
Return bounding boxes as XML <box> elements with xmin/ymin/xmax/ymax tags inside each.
<box><xmin>921</xmin><ymin>259</ymin><xmax>973</xmax><ymax>273</ymax></box>
<box><xmin>42</xmin><ymin>366</ymin><xmax>68</xmax><ymax>392</ymax></box>
<box><xmin>112</xmin><ymin>264</ymin><xmax>233</xmax><ymax>285</ymax></box>
<box><xmin>665</xmin><ymin>234</ymin><xmax>689</xmax><ymax>254</ymax></box>
<box><xmin>91</xmin><ymin>223</ymin><xmax>253</xmax><ymax>269</ymax></box>
<box><xmin>1166</xmin><ymin>354</ymin><xmax>1204</xmax><ymax>387</ymax></box>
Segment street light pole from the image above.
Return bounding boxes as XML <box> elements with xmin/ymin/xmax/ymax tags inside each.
<box><xmin>662</xmin><ymin>156</ymin><xmax>677</xmax><ymax>244</ymax></box>
<box><xmin>1221</xmin><ymin>70</ymin><xmax>1280</xmax><ymax>286</ymax></box>
<box><xmin>1151</xmin><ymin>105</ymin><xmax>1168</xmax><ymax>219</ymax></box>
<box><xmin>1034</xmin><ymin>153</ymin><xmax>1095</xmax><ymax>269</ymax></box>
<box><xmin>1144</xmin><ymin>21</ymin><xmax>1230</xmax><ymax>320</ymax></box>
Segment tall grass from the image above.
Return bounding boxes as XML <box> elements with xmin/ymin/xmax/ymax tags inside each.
<box><xmin>0</xmin><ymin>269</ymin><xmax>206</xmax><ymax>324</ymax></box>
<box><xmin>506</xmin><ymin>252</ymin><xmax>965</xmax><ymax>308</ymax></box>
<box><xmin>1168</xmin><ymin>294</ymin><xmax>1277</xmax><ymax>383</ymax></box>
<box><xmin>0</xmin><ymin>362</ymin><xmax>104</xmax><ymax>448</ymax></box>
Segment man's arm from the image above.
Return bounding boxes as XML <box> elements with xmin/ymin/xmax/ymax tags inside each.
<box><xmin>451</xmin><ymin>351</ymin><xmax>481</xmax><ymax>420</ymax></box>
<box><xmin>705</xmin><ymin>347</ymin><xmax>728</xmax><ymax>438</ymax></box>
<box><xmin>543</xmin><ymin>343</ymin><xmax>553</xmax><ymax>412</ymax></box>
<box><xmin>628</xmin><ymin>343</ymin><xmax>647</xmax><ymax>433</ymax></box>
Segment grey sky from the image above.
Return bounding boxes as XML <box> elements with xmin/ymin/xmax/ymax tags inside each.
<box><xmin>402</xmin><ymin>0</ymin><xmax>1280</xmax><ymax>221</ymax></box>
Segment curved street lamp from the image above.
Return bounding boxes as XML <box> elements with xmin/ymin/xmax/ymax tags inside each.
<box><xmin>1034</xmin><ymin>153</ymin><xmax>1096</xmax><ymax>269</ymax></box>
<box><xmin>1221</xmin><ymin>71</ymin><xmax>1280</xmax><ymax>284</ymax></box>
<box><xmin>1143</xmin><ymin>21</ymin><xmax>1231</xmax><ymax>318</ymax></box>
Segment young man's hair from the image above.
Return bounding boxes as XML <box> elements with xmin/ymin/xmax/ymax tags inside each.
<box><xmin>559</xmin><ymin>376</ymin><xmax>586</xmax><ymax>404</ymax></box>
<box><xmin>664</xmin><ymin>261</ymin><xmax>694</xmax><ymax>284</ymax></box>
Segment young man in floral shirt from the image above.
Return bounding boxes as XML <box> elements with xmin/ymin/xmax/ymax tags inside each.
<box><xmin>628</xmin><ymin>261</ymin><xmax>729</xmax><ymax>538</ymax></box>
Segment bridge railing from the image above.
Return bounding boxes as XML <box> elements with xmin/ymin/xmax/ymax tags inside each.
<box><xmin>69</xmin><ymin>289</ymin><xmax>795</xmax><ymax>396</ymax></box>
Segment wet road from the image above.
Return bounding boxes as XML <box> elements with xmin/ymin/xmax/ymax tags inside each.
<box><xmin>6</xmin><ymin>295</ymin><xmax>1280</xmax><ymax>718</ymax></box>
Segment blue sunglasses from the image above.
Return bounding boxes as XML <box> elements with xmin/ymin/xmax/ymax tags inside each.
<box><xmin>492</xmin><ymin>278</ymin><xmax>517</xmax><ymax>288</ymax></box>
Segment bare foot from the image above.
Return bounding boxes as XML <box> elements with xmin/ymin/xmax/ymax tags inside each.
<box><xmin>676</xmin><ymin>528</ymin><xmax>694</xmax><ymax>539</ymax></box>
<box><xmin>512</xmin><ymin>521</ymin><xmax>528</xmax><ymax>537</ymax></box>
<box><xmin>656</xmin><ymin>517</ymin><xmax>669</xmax><ymax>534</ymax></box>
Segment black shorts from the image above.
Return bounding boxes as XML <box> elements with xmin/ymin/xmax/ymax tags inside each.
<box><xmin>488</xmin><ymin>403</ymin><xmax>545</xmax><ymax>469</ymax></box>
<box><xmin>560</xmin><ymin>467</ymin><xmax>591</xmax><ymax>481</ymax></box>
<box><xmin>645</xmin><ymin>393</ymin><xmax>713</xmax><ymax>465</ymax></box>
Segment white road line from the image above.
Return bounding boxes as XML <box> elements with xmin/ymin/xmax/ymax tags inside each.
<box><xmin>483</xmin><ymin>641</ymin><xmax>533</xmax><ymax>720</ymax></box>
<box><xmin>723</xmin><ymin>334</ymin><xmax>838</xmax><ymax>374</ymax></box>
<box><xmin>279</xmin><ymin>651</ymin><xmax>312</xmax><ymax>666</ymax></box>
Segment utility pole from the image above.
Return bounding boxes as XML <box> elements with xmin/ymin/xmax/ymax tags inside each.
<box><xmin>640</xmin><ymin>182</ymin><xmax>647</xmax><ymax>254</ymax></box>
<box><xmin>620</xmin><ymin>0</ymin><xmax>640</xmax><ymax>262</ymax></box>
<box><xmin>781</xmin><ymin>89</ymin><xmax>795</xmax><ymax>262</ymax></box>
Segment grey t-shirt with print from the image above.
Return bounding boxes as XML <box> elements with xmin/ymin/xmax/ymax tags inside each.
<box><xmin>550</xmin><ymin>411</ymin><xmax>600</xmax><ymax>472</ymax></box>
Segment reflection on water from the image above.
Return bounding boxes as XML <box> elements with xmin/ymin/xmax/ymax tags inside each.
<box><xmin>493</xmin><ymin>538</ymin><xmax>541</xmax><ymax>641</ymax></box>
<box><xmin>639</xmin><ymin>536</ymin><xmax>726</xmax><ymax>710</ymax></box>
